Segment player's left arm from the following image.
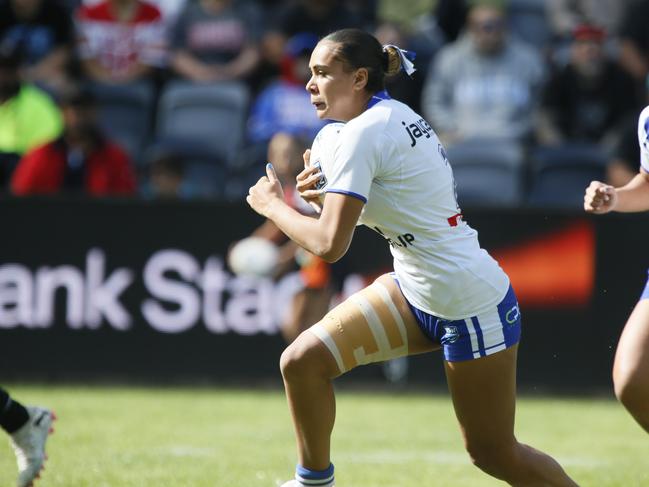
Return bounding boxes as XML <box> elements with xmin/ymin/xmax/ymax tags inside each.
<box><xmin>247</xmin><ymin>164</ymin><xmax>363</xmax><ymax>262</ymax></box>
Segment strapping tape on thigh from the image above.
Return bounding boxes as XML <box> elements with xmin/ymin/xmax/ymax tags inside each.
<box><xmin>310</xmin><ymin>282</ymin><xmax>409</xmax><ymax>373</ymax></box>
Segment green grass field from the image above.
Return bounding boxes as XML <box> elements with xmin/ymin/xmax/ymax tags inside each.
<box><xmin>0</xmin><ymin>385</ymin><xmax>647</xmax><ymax>486</ymax></box>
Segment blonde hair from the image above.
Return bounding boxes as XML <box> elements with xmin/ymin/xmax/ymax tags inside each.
<box><xmin>382</xmin><ymin>45</ymin><xmax>403</xmax><ymax>77</ymax></box>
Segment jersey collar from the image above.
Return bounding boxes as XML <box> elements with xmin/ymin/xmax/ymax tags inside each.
<box><xmin>367</xmin><ymin>90</ymin><xmax>391</xmax><ymax>109</ymax></box>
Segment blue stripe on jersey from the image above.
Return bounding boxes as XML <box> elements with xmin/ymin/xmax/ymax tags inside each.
<box><xmin>325</xmin><ymin>188</ymin><xmax>367</xmax><ymax>203</ymax></box>
<box><xmin>471</xmin><ymin>316</ymin><xmax>486</xmax><ymax>357</ymax></box>
<box><xmin>367</xmin><ymin>89</ymin><xmax>391</xmax><ymax>109</ymax></box>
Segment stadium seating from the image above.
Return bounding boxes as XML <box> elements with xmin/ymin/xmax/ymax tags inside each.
<box><xmin>156</xmin><ymin>81</ymin><xmax>250</xmax><ymax>168</ymax></box>
<box><xmin>143</xmin><ymin>137</ymin><xmax>229</xmax><ymax>199</ymax></box>
<box><xmin>88</xmin><ymin>81</ymin><xmax>156</xmax><ymax>166</ymax></box>
<box><xmin>446</xmin><ymin>138</ymin><xmax>525</xmax><ymax>208</ymax></box>
<box><xmin>526</xmin><ymin>144</ymin><xmax>607</xmax><ymax>208</ymax></box>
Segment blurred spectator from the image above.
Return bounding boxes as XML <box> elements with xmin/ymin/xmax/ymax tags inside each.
<box><xmin>409</xmin><ymin>0</ymin><xmax>459</xmax><ymax>71</ymax></box>
<box><xmin>11</xmin><ymin>86</ymin><xmax>136</xmax><ymax>195</ymax></box>
<box><xmin>433</xmin><ymin>0</ymin><xmax>469</xmax><ymax>44</ymax></box>
<box><xmin>0</xmin><ymin>48</ymin><xmax>62</xmax><ymax>186</ymax></box>
<box><xmin>422</xmin><ymin>0</ymin><xmax>545</xmax><ymax>146</ymax></box>
<box><xmin>618</xmin><ymin>0</ymin><xmax>649</xmax><ymax>89</ymax></box>
<box><xmin>146</xmin><ymin>150</ymin><xmax>185</xmax><ymax>198</ymax></box>
<box><xmin>546</xmin><ymin>0</ymin><xmax>630</xmax><ymax>43</ymax></box>
<box><xmin>0</xmin><ymin>0</ymin><xmax>74</xmax><ymax>94</ymax></box>
<box><xmin>170</xmin><ymin>0</ymin><xmax>261</xmax><ymax>83</ymax></box>
<box><xmin>538</xmin><ymin>25</ymin><xmax>636</xmax><ymax>148</ymax></box>
<box><xmin>346</xmin><ymin>0</ymin><xmax>378</xmax><ymax>29</ymax></box>
<box><xmin>374</xmin><ymin>21</ymin><xmax>425</xmax><ymax>113</ymax></box>
<box><xmin>247</xmin><ymin>132</ymin><xmax>333</xmax><ymax>343</ymax></box>
<box><xmin>80</xmin><ymin>0</ymin><xmax>187</xmax><ymax>29</ymax></box>
<box><xmin>75</xmin><ymin>0</ymin><xmax>166</xmax><ymax>85</ymax></box>
<box><xmin>262</xmin><ymin>0</ymin><xmax>364</xmax><ymax>68</ymax></box>
<box><xmin>247</xmin><ymin>33</ymin><xmax>324</xmax><ymax>145</ymax></box>
<box><xmin>147</xmin><ymin>0</ymin><xmax>187</xmax><ymax>31</ymax></box>
<box><xmin>241</xmin><ymin>33</ymin><xmax>324</xmax><ymax>171</ymax></box>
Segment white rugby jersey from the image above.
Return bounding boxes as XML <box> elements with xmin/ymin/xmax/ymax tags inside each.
<box><xmin>310</xmin><ymin>94</ymin><xmax>509</xmax><ymax>319</ymax></box>
<box><xmin>638</xmin><ymin>105</ymin><xmax>649</xmax><ymax>173</ymax></box>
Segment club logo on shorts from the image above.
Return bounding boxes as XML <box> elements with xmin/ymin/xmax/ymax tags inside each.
<box><xmin>505</xmin><ymin>304</ymin><xmax>520</xmax><ymax>325</ymax></box>
<box><xmin>442</xmin><ymin>324</ymin><xmax>460</xmax><ymax>344</ymax></box>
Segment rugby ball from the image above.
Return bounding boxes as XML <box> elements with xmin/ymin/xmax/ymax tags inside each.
<box><xmin>228</xmin><ymin>237</ymin><xmax>279</xmax><ymax>277</ymax></box>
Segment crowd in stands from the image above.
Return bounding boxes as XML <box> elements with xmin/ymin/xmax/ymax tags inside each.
<box><xmin>0</xmin><ymin>0</ymin><xmax>648</xmax><ymax>208</ymax></box>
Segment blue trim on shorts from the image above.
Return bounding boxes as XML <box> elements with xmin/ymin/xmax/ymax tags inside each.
<box><xmin>392</xmin><ymin>274</ymin><xmax>521</xmax><ymax>362</ymax></box>
<box><xmin>640</xmin><ymin>269</ymin><xmax>649</xmax><ymax>300</ymax></box>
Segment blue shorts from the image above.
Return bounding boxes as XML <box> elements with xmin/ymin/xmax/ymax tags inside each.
<box><xmin>640</xmin><ymin>270</ymin><xmax>649</xmax><ymax>300</ymax></box>
<box><xmin>395</xmin><ymin>278</ymin><xmax>522</xmax><ymax>362</ymax></box>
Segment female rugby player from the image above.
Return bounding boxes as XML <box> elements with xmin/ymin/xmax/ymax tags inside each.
<box><xmin>247</xmin><ymin>28</ymin><xmax>577</xmax><ymax>487</ymax></box>
<box><xmin>585</xmin><ymin>103</ymin><xmax>649</xmax><ymax>434</ymax></box>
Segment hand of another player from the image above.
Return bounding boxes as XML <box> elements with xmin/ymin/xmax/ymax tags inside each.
<box><xmin>247</xmin><ymin>163</ymin><xmax>284</xmax><ymax>217</ymax></box>
<box><xmin>584</xmin><ymin>181</ymin><xmax>617</xmax><ymax>214</ymax></box>
<box><xmin>296</xmin><ymin>149</ymin><xmax>324</xmax><ymax>213</ymax></box>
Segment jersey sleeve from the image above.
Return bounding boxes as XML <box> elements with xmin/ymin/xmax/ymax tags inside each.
<box><xmin>638</xmin><ymin>106</ymin><xmax>649</xmax><ymax>173</ymax></box>
<box><xmin>324</xmin><ymin>124</ymin><xmax>380</xmax><ymax>204</ymax></box>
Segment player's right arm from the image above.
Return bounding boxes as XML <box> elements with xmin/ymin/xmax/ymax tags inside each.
<box><xmin>584</xmin><ymin>170</ymin><xmax>649</xmax><ymax>214</ymax></box>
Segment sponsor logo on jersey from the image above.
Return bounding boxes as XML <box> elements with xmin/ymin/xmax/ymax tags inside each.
<box><xmin>373</xmin><ymin>226</ymin><xmax>415</xmax><ymax>249</ymax></box>
<box><xmin>402</xmin><ymin>118</ymin><xmax>434</xmax><ymax>147</ymax></box>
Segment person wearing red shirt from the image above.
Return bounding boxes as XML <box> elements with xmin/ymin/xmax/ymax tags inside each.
<box><xmin>75</xmin><ymin>0</ymin><xmax>166</xmax><ymax>84</ymax></box>
<box><xmin>11</xmin><ymin>87</ymin><xmax>136</xmax><ymax>195</ymax></box>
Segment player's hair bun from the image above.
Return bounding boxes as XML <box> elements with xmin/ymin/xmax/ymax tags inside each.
<box><xmin>382</xmin><ymin>45</ymin><xmax>402</xmax><ymax>77</ymax></box>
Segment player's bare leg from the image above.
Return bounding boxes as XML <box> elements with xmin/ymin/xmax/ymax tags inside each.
<box><xmin>280</xmin><ymin>331</ymin><xmax>338</xmax><ymax>470</ymax></box>
<box><xmin>445</xmin><ymin>345</ymin><xmax>579</xmax><ymax>486</ymax></box>
<box><xmin>613</xmin><ymin>299</ymin><xmax>649</xmax><ymax>433</ymax></box>
<box><xmin>279</xmin><ymin>274</ymin><xmax>437</xmax><ymax>475</ymax></box>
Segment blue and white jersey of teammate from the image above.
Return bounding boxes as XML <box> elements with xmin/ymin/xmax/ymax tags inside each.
<box><xmin>310</xmin><ymin>92</ymin><xmax>510</xmax><ymax>321</ymax></box>
<box><xmin>638</xmin><ymin>105</ymin><xmax>649</xmax><ymax>173</ymax></box>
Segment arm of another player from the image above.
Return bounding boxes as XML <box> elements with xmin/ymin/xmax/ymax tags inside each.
<box><xmin>247</xmin><ymin>163</ymin><xmax>363</xmax><ymax>263</ymax></box>
<box><xmin>584</xmin><ymin>170</ymin><xmax>649</xmax><ymax>214</ymax></box>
